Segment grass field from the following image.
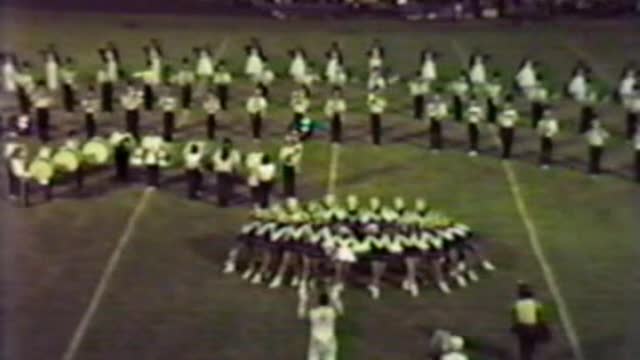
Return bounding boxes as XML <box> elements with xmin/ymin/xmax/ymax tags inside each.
<box><xmin>1</xmin><ymin>9</ymin><xmax>640</xmax><ymax>360</ymax></box>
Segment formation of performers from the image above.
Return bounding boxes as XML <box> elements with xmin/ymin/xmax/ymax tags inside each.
<box><xmin>222</xmin><ymin>195</ymin><xmax>496</xmax><ymax>299</ymax></box>
<box><xmin>4</xmin><ymin>129</ymin><xmax>303</xmax><ymax>207</ymax></box>
<box><xmin>1</xmin><ymin>39</ymin><xmax>640</xmax><ymax>185</ymax></box>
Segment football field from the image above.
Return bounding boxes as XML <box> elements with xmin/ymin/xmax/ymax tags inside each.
<box><xmin>2</xmin><ymin>9</ymin><xmax>640</xmax><ymax>360</ymax></box>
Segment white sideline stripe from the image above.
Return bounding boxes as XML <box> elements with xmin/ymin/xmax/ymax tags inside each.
<box><xmin>327</xmin><ymin>143</ymin><xmax>341</xmax><ymax>195</ymax></box>
<box><xmin>450</xmin><ymin>39</ymin><xmax>585</xmax><ymax>360</ymax></box>
<box><xmin>62</xmin><ymin>37</ymin><xmax>229</xmax><ymax>360</ymax></box>
<box><xmin>61</xmin><ymin>188</ymin><xmax>154</xmax><ymax>360</ymax></box>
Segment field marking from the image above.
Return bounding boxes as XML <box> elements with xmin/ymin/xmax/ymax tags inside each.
<box><xmin>327</xmin><ymin>143</ymin><xmax>341</xmax><ymax>195</ymax></box>
<box><xmin>62</xmin><ymin>37</ymin><xmax>230</xmax><ymax>360</ymax></box>
<box><xmin>61</xmin><ymin>188</ymin><xmax>154</xmax><ymax>360</ymax></box>
<box><xmin>451</xmin><ymin>39</ymin><xmax>586</xmax><ymax>360</ymax></box>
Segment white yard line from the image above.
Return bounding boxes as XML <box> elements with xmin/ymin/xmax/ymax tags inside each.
<box><xmin>61</xmin><ymin>187</ymin><xmax>154</xmax><ymax>360</ymax></box>
<box><xmin>326</xmin><ymin>143</ymin><xmax>341</xmax><ymax>195</ymax></box>
<box><xmin>62</xmin><ymin>37</ymin><xmax>230</xmax><ymax>360</ymax></box>
<box><xmin>451</xmin><ymin>39</ymin><xmax>586</xmax><ymax>360</ymax></box>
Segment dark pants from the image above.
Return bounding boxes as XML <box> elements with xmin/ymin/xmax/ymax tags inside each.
<box><xmin>36</xmin><ymin>107</ymin><xmax>50</xmax><ymax>142</ymax></box>
<box><xmin>453</xmin><ymin>95</ymin><xmax>463</xmax><ymax>122</ymax></box>
<box><xmin>539</xmin><ymin>137</ymin><xmax>553</xmax><ymax>166</ymax></box>
<box><xmin>7</xmin><ymin>165</ymin><xmax>18</xmax><ymax>197</ymax></box>
<box><xmin>258</xmin><ymin>180</ymin><xmax>273</xmax><ymax>209</ymax></box>
<box><xmin>146</xmin><ymin>164</ymin><xmax>160</xmax><ymax>187</ymax></box>
<box><xmin>249</xmin><ymin>185</ymin><xmax>260</xmax><ymax>205</ymax></box>
<box><xmin>331</xmin><ymin>114</ymin><xmax>342</xmax><ymax>143</ymax></box>
<box><xmin>217</xmin><ymin>84</ymin><xmax>229</xmax><ymax>110</ymax></box>
<box><xmin>531</xmin><ymin>102</ymin><xmax>543</xmax><ymax>128</ymax></box>
<box><xmin>143</xmin><ymin>84</ymin><xmax>155</xmax><ymax>111</ymax></box>
<box><xmin>429</xmin><ymin>119</ymin><xmax>442</xmax><ymax>150</ymax></box>
<box><xmin>370</xmin><ymin>113</ymin><xmax>381</xmax><ymax>145</ymax></box>
<box><xmin>186</xmin><ymin>169</ymin><xmax>202</xmax><ymax>199</ymax></box>
<box><xmin>282</xmin><ymin>165</ymin><xmax>296</xmax><ymax>198</ymax></box>
<box><xmin>626</xmin><ymin>112</ymin><xmax>638</xmax><ymax>140</ymax></box>
<box><xmin>126</xmin><ymin>110</ymin><xmax>140</xmax><ymax>140</ymax></box>
<box><xmin>17</xmin><ymin>87</ymin><xmax>31</xmax><ymax>113</ymax></box>
<box><xmin>468</xmin><ymin>123</ymin><xmax>479</xmax><ymax>151</ymax></box>
<box><xmin>487</xmin><ymin>98</ymin><xmax>497</xmax><ymax>124</ymax></box>
<box><xmin>216</xmin><ymin>172</ymin><xmax>233</xmax><ymax>207</ymax></box>
<box><xmin>635</xmin><ymin>150</ymin><xmax>640</xmax><ymax>183</ymax></box>
<box><xmin>579</xmin><ymin>106</ymin><xmax>594</xmax><ymax>133</ymax></box>
<box><xmin>75</xmin><ymin>166</ymin><xmax>84</xmax><ymax>192</ymax></box>
<box><xmin>207</xmin><ymin>114</ymin><xmax>217</xmax><ymax>140</ymax></box>
<box><xmin>101</xmin><ymin>82</ymin><xmax>113</xmax><ymax>112</ymax></box>
<box><xmin>181</xmin><ymin>85</ymin><xmax>192</xmax><ymax>109</ymax></box>
<box><xmin>163</xmin><ymin>111</ymin><xmax>175</xmax><ymax>142</ymax></box>
<box><xmin>251</xmin><ymin>114</ymin><xmax>262</xmax><ymax>139</ymax></box>
<box><xmin>500</xmin><ymin>127</ymin><xmax>514</xmax><ymax>159</ymax></box>
<box><xmin>589</xmin><ymin>146</ymin><xmax>603</xmax><ymax>175</ymax></box>
<box><xmin>85</xmin><ymin>113</ymin><xmax>96</xmax><ymax>138</ymax></box>
<box><xmin>514</xmin><ymin>325</ymin><xmax>540</xmax><ymax>360</ymax></box>
<box><xmin>63</xmin><ymin>84</ymin><xmax>75</xmax><ymax>112</ymax></box>
<box><xmin>114</xmin><ymin>146</ymin><xmax>130</xmax><ymax>181</ymax></box>
<box><xmin>413</xmin><ymin>95</ymin><xmax>424</xmax><ymax>120</ymax></box>
<box><xmin>258</xmin><ymin>83</ymin><xmax>269</xmax><ymax>99</ymax></box>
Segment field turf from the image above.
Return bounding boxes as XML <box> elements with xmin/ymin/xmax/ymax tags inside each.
<box><xmin>1</xmin><ymin>9</ymin><xmax>640</xmax><ymax>360</ymax></box>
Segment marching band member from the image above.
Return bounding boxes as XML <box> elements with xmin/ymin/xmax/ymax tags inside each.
<box><xmin>158</xmin><ymin>88</ymin><xmax>178</xmax><ymax>142</ymax></box>
<box><xmin>194</xmin><ymin>46</ymin><xmax>214</xmax><ymax>81</ymax></box>
<box><xmin>103</xmin><ymin>42</ymin><xmax>121</xmax><ymax>83</ymax></box>
<box><xmin>42</xmin><ymin>46</ymin><xmax>61</xmax><ymax>91</ymax></box>
<box><xmin>367</xmin><ymin>87</ymin><xmax>387</xmax><ymax>146</ymax></box>
<box><xmin>408</xmin><ymin>71</ymin><xmax>430</xmax><ymax>120</ymax></box>
<box><xmin>537</xmin><ymin>108</ymin><xmax>559</xmax><ymax>169</ymax></box>
<box><xmin>257</xmin><ymin>154</ymin><xmax>276</xmax><ymax>208</ymax></box>
<box><xmin>449</xmin><ymin>72</ymin><xmax>469</xmax><ymax>122</ymax></box>
<box><xmin>465</xmin><ymin>97</ymin><xmax>484</xmax><ymax>156</ymax></box>
<box><xmin>578</xmin><ymin>81</ymin><xmax>598</xmax><ymax>134</ymax></box>
<box><xmin>566</xmin><ymin>63</ymin><xmax>588</xmax><ymax>102</ymax></box>
<box><xmin>254</xmin><ymin>61</ymin><xmax>275</xmax><ymax>99</ymax></box>
<box><xmin>246</xmin><ymin>87</ymin><xmax>268</xmax><ymax>139</ymax></box>
<box><xmin>515</xmin><ymin>58</ymin><xmax>538</xmax><ymax>96</ymax></box>
<box><xmin>140</xmin><ymin>135</ymin><xmax>167</xmax><ymax>188</ymax></box>
<box><xmin>511</xmin><ymin>283</ymin><xmax>549</xmax><ymax>360</ymax></box>
<box><xmin>585</xmin><ymin>118</ymin><xmax>609</xmax><ymax>176</ymax></box>
<box><xmin>367</xmin><ymin>39</ymin><xmax>384</xmax><ymax>73</ymax></box>
<box><xmin>498</xmin><ymin>96</ymin><xmax>519</xmax><ymax>159</ymax></box>
<box><xmin>299</xmin><ymin>285</ymin><xmax>343</xmax><ymax>360</ymax></box>
<box><xmin>484</xmin><ymin>72</ymin><xmax>503</xmax><ymax>124</ymax></box>
<box><xmin>290</xmin><ymin>87</ymin><xmax>310</xmax><ymax>129</ymax></box>
<box><xmin>62</xmin><ymin>130</ymin><xmax>84</xmax><ymax>191</ymax></box>
<box><xmin>326</xmin><ymin>43</ymin><xmax>346</xmax><ymax>87</ymax></box>
<box><xmin>468</xmin><ymin>53</ymin><xmax>488</xmax><ymax>87</ymax></box>
<box><xmin>81</xmin><ymin>85</ymin><xmax>99</xmax><ymax>138</ymax></box>
<box><xmin>419</xmin><ymin>50</ymin><xmax>438</xmax><ymax>82</ymax></box>
<box><xmin>2</xmin><ymin>52</ymin><xmax>18</xmax><ymax>93</ymax></box>
<box><xmin>213</xmin><ymin>61</ymin><xmax>233</xmax><ymax>110</ymax></box>
<box><xmin>245</xmin><ymin>144</ymin><xmax>265</xmax><ymax>206</ymax></box>
<box><xmin>16</xmin><ymin>61</ymin><xmax>34</xmax><ymax>114</ymax></box>
<box><xmin>279</xmin><ymin>134</ymin><xmax>303</xmax><ymax>199</ymax></box>
<box><xmin>528</xmin><ymin>76</ymin><xmax>550</xmax><ymax>129</ymax></box>
<box><xmin>324</xmin><ymin>87</ymin><xmax>347</xmax><ymax>143</ymax></box>
<box><xmin>617</xmin><ymin>66</ymin><xmax>636</xmax><ymax>103</ymax></box>
<box><xmin>32</xmin><ymin>81</ymin><xmax>53</xmax><ymax>142</ymax></box>
<box><xmin>427</xmin><ymin>94</ymin><xmax>449</xmax><ymax>152</ymax></box>
<box><xmin>110</xmin><ymin>131</ymin><xmax>135</xmax><ymax>182</ymax></box>
<box><xmin>288</xmin><ymin>47</ymin><xmax>308</xmax><ymax>83</ymax></box>
<box><xmin>60</xmin><ymin>57</ymin><xmax>77</xmax><ymax>113</ymax></box>
<box><xmin>15</xmin><ymin>113</ymin><xmax>31</xmax><ymax>136</ymax></box>
<box><xmin>174</xmin><ymin>57</ymin><xmax>195</xmax><ymax>110</ymax></box>
<box><xmin>139</xmin><ymin>61</ymin><xmax>159</xmax><ymax>111</ymax></box>
<box><xmin>624</xmin><ymin>86</ymin><xmax>640</xmax><ymax>139</ymax></box>
<box><xmin>202</xmin><ymin>89</ymin><xmax>221</xmax><ymax>140</ymax></box>
<box><xmin>245</xmin><ymin>40</ymin><xmax>265</xmax><ymax>79</ymax></box>
<box><xmin>144</xmin><ymin>39</ymin><xmax>163</xmax><ymax>85</ymax></box>
<box><xmin>96</xmin><ymin>68</ymin><xmax>113</xmax><ymax>113</ymax></box>
<box><xmin>183</xmin><ymin>141</ymin><xmax>205</xmax><ymax>199</ymax></box>
<box><xmin>212</xmin><ymin>138</ymin><xmax>241</xmax><ymax>207</ymax></box>
<box><xmin>120</xmin><ymin>83</ymin><xmax>143</xmax><ymax>140</ymax></box>
<box><xmin>4</xmin><ymin>134</ymin><xmax>25</xmax><ymax>201</ymax></box>
<box><xmin>367</xmin><ymin>66</ymin><xmax>387</xmax><ymax>92</ymax></box>
<box><xmin>29</xmin><ymin>146</ymin><xmax>55</xmax><ymax>205</ymax></box>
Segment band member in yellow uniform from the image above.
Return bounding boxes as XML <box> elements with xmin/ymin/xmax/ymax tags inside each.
<box><xmin>367</xmin><ymin>87</ymin><xmax>387</xmax><ymax>146</ymax></box>
<box><xmin>32</xmin><ymin>81</ymin><xmax>53</xmax><ymax>142</ymax></box>
<box><xmin>203</xmin><ymin>89</ymin><xmax>221</xmax><ymax>140</ymax></box>
<box><xmin>536</xmin><ymin>108</ymin><xmax>559</xmax><ymax>169</ymax></box>
<box><xmin>498</xmin><ymin>96</ymin><xmax>520</xmax><ymax>159</ymax></box>
<box><xmin>246</xmin><ymin>87</ymin><xmax>268</xmax><ymax>139</ymax></box>
<box><xmin>158</xmin><ymin>88</ymin><xmax>178</xmax><ymax>142</ymax></box>
<box><xmin>257</xmin><ymin>154</ymin><xmax>276</xmax><ymax>208</ymax></box>
<box><xmin>60</xmin><ymin>57</ymin><xmax>77</xmax><ymax>113</ymax></box>
<box><xmin>212</xmin><ymin>138</ymin><xmax>241</xmax><ymax>207</ymax></box>
<box><xmin>324</xmin><ymin>87</ymin><xmax>347</xmax><ymax>143</ymax></box>
<box><xmin>81</xmin><ymin>85</ymin><xmax>100</xmax><ymax>138</ymax></box>
<box><xmin>279</xmin><ymin>134</ymin><xmax>303</xmax><ymax>199</ymax></box>
<box><xmin>174</xmin><ymin>57</ymin><xmax>195</xmax><ymax>110</ymax></box>
<box><xmin>213</xmin><ymin>61</ymin><xmax>233</xmax><ymax>110</ymax></box>
<box><xmin>408</xmin><ymin>71</ymin><xmax>429</xmax><ymax>120</ymax></box>
<box><xmin>585</xmin><ymin>118</ymin><xmax>609</xmax><ymax>176</ymax></box>
<box><xmin>426</xmin><ymin>94</ymin><xmax>449</xmax><ymax>152</ymax></box>
<box><xmin>120</xmin><ymin>83</ymin><xmax>143</xmax><ymax>140</ymax></box>
<box><xmin>183</xmin><ymin>141</ymin><xmax>205</xmax><ymax>199</ymax></box>
<box><xmin>465</xmin><ymin>97</ymin><xmax>484</xmax><ymax>156</ymax></box>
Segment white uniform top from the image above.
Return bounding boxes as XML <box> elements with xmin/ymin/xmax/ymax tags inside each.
<box><xmin>634</xmin><ymin>132</ymin><xmax>640</xmax><ymax>150</ymax></box>
<box><xmin>291</xmin><ymin>95</ymin><xmax>310</xmax><ymax>114</ymax></box>
<box><xmin>367</xmin><ymin>73</ymin><xmax>386</xmax><ymax>91</ymax></box>
<box><xmin>245</xmin><ymin>152</ymin><xmax>264</xmax><ymax>187</ymax></box>
<box><xmin>466</xmin><ymin>105</ymin><xmax>484</xmax><ymax>123</ymax></box>
<box><xmin>289</xmin><ymin>53</ymin><xmax>307</xmax><ymax>82</ymax></box>
<box><xmin>626</xmin><ymin>95</ymin><xmax>640</xmax><ymax>114</ymax></box>
<box><xmin>106</xmin><ymin>57</ymin><xmax>119</xmax><ymax>82</ymax></box>
<box><xmin>184</xmin><ymin>152</ymin><xmax>202</xmax><ymax>169</ymax></box>
<box><xmin>82</xmin><ymin>96</ymin><xmax>99</xmax><ymax>114</ymax></box>
<box><xmin>279</xmin><ymin>144</ymin><xmax>303</xmax><ymax>168</ymax></box>
<box><xmin>213</xmin><ymin>71</ymin><xmax>232</xmax><ymax>85</ymax></box>
<box><xmin>309</xmin><ymin>306</ymin><xmax>337</xmax><ymax>344</ymax></box>
<box><xmin>4</xmin><ymin>142</ymin><xmax>22</xmax><ymax>158</ymax></box>
<box><xmin>174</xmin><ymin>69</ymin><xmax>195</xmax><ymax>85</ymax></box>
<box><xmin>498</xmin><ymin>108</ymin><xmax>519</xmax><ymax>127</ymax></box>
<box><xmin>2</xmin><ymin>60</ymin><xmax>17</xmax><ymax>92</ymax></box>
<box><xmin>324</xmin><ymin>98</ymin><xmax>347</xmax><ymax>117</ymax></box>
<box><xmin>203</xmin><ymin>95</ymin><xmax>221</xmax><ymax>114</ymax></box>
<box><xmin>213</xmin><ymin>149</ymin><xmax>240</xmax><ymax>173</ymax></box>
<box><xmin>368</xmin><ymin>51</ymin><xmax>383</xmax><ymax>70</ymax></box>
<box><xmin>325</xmin><ymin>56</ymin><xmax>340</xmax><ymax>81</ymax></box>
<box><xmin>421</xmin><ymin>58</ymin><xmax>437</xmax><ymax>81</ymax></box>
<box><xmin>121</xmin><ymin>91</ymin><xmax>143</xmax><ymax>110</ymax></box>
<box><xmin>159</xmin><ymin>96</ymin><xmax>177</xmax><ymax>112</ymax></box>
<box><xmin>45</xmin><ymin>58</ymin><xmax>59</xmax><ymax>91</ymax></box>
<box><xmin>245</xmin><ymin>50</ymin><xmax>264</xmax><ymax>78</ymax></box>
<box><xmin>196</xmin><ymin>52</ymin><xmax>214</xmax><ymax>77</ymax></box>
<box><xmin>367</xmin><ymin>94</ymin><xmax>387</xmax><ymax>114</ymax></box>
<box><xmin>16</xmin><ymin>73</ymin><xmax>35</xmax><ymax>93</ymax></box>
<box><xmin>516</xmin><ymin>63</ymin><xmax>537</xmax><ymax>90</ymax></box>
<box><xmin>254</xmin><ymin>69</ymin><xmax>275</xmax><ymax>85</ymax></box>
<box><xmin>33</xmin><ymin>92</ymin><xmax>52</xmax><ymax>108</ymax></box>
<box><xmin>619</xmin><ymin>75</ymin><xmax>636</xmax><ymax>99</ymax></box>
<box><xmin>150</xmin><ymin>54</ymin><xmax>162</xmax><ymax>82</ymax></box>
<box><xmin>257</xmin><ymin>162</ymin><xmax>276</xmax><ymax>182</ymax></box>
<box><xmin>427</xmin><ymin>101</ymin><xmax>448</xmax><ymax>119</ymax></box>
<box><xmin>538</xmin><ymin>118</ymin><xmax>559</xmax><ymax>138</ymax></box>
<box><xmin>246</xmin><ymin>96</ymin><xmax>268</xmax><ymax>114</ymax></box>
<box><xmin>586</xmin><ymin>127</ymin><xmax>609</xmax><ymax>146</ymax></box>
<box><xmin>442</xmin><ymin>352</ymin><xmax>469</xmax><ymax>360</ymax></box>
<box><xmin>469</xmin><ymin>61</ymin><xmax>487</xmax><ymax>85</ymax></box>
<box><xmin>568</xmin><ymin>74</ymin><xmax>587</xmax><ymax>101</ymax></box>
<box><xmin>10</xmin><ymin>158</ymin><xmax>28</xmax><ymax>178</ymax></box>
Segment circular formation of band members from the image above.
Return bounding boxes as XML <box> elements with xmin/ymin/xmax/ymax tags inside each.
<box><xmin>2</xmin><ymin>38</ymin><xmax>640</xmax><ymax>206</ymax></box>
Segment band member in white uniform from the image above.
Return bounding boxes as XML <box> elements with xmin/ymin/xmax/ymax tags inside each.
<box><xmin>246</xmin><ymin>87</ymin><xmax>268</xmax><ymax>139</ymax></box>
<box><xmin>212</xmin><ymin>138</ymin><xmax>241</xmax><ymax>207</ymax></box>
